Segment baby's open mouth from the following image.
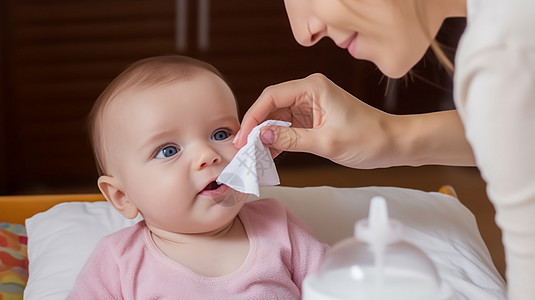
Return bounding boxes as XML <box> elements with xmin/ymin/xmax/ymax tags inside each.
<box><xmin>199</xmin><ymin>180</ymin><xmax>230</xmax><ymax>197</ymax></box>
<box><xmin>203</xmin><ymin>181</ymin><xmax>222</xmax><ymax>192</ymax></box>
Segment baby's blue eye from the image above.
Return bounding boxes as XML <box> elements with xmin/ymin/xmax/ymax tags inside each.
<box><xmin>155</xmin><ymin>145</ymin><xmax>180</xmax><ymax>158</ymax></box>
<box><xmin>212</xmin><ymin>129</ymin><xmax>230</xmax><ymax>141</ymax></box>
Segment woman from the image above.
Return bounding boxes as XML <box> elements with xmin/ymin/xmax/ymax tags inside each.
<box><xmin>234</xmin><ymin>0</ymin><xmax>535</xmax><ymax>299</ymax></box>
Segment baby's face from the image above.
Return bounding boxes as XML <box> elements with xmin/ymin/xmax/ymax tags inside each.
<box><xmin>101</xmin><ymin>70</ymin><xmax>245</xmax><ymax>234</ymax></box>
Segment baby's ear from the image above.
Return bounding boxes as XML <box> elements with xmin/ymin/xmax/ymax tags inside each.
<box><xmin>98</xmin><ymin>175</ymin><xmax>139</xmax><ymax>219</ymax></box>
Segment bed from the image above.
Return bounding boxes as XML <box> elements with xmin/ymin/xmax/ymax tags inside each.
<box><xmin>0</xmin><ymin>186</ymin><xmax>505</xmax><ymax>299</ymax></box>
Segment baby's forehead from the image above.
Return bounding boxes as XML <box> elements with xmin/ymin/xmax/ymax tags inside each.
<box><xmin>102</xmin><ymin>75</ymin><xmax>237</xmax><ymax>122</ymax></box>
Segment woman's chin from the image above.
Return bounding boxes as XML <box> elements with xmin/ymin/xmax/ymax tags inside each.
<box><xmin>377</xmin><ymin>62</ymin><xmax>412</xmax><ymax>79</ymax></box>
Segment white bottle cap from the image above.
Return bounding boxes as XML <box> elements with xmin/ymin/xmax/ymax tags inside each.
<box><xmin>302</xmin><ymin>196</ymin><xmax>450</xmax><ymax>300</ymax></box>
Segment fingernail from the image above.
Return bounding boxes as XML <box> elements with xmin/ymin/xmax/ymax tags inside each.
<box><xmin>233</xmin><ymin>130</ymin><xmax>242</xmax><ymax>145</ymax></box>
<box><xmin>260</xmin><ymin>129</ymin><xmax>274</xmax><ymax>145</ymax></box>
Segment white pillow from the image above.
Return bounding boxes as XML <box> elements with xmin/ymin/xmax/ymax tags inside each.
<box><xmin>24</xmin><ymin>186</ymin><xmax>505</xmax><ymax>300</ymax></box>
<box><xmin>24</xmin><ymin>202</ymin><xmax>143</xmax><ymax>300</ymax></box>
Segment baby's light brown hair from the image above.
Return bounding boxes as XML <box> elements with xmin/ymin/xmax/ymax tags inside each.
<box><xmin>89</xmin><ymin>55</ymin><xmax>229</xmax><ymax>176</ymax></box>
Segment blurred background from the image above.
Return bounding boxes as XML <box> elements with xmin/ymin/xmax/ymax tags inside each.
<box><xmin>0</xmin><ymin>0</ymin><xmax>502</xmax><ymax>276</ymax></box>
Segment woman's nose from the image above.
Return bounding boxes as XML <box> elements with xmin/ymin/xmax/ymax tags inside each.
<box><xmin>291</xmin><ymin>15</ymin><xmax>327</xmax><ymax>47</ymax></box>
<box><xmin>285</xmin><ymin>0</ymin><xmax>326</xmax><ymax>47</ymax></box>
<box><xmin>194</xmin><ymin>144</ymin><xmax>222</xmax><ymax>170</ymax></box>
<box><xmin>305</xmin><ymin>16</ymin><xmax>327</xmax><ymax>46</ymax></box>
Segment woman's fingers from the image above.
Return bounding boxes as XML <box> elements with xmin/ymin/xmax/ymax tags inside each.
<box><xmin>235</xmin><ymin>75</ymin><xmax>321</xmax><ymax>148</ymax></box>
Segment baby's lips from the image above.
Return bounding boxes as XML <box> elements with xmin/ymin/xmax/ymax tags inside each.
<box><xmin>199</xmin><ymin>183</ymin><xmax>229</xmax><ymax>196</ymax></box>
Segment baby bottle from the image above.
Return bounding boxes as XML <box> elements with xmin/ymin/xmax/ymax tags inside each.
<box><xmin>302</xmin><ymin>196</ymin><xmax>452</xmax><ymax>300</ymax></box>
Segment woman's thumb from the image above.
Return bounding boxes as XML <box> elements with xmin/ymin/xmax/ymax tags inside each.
<box><xmin>260</xmin><ymin>126</ymin><xmax>314</xmax><ymax>153</ymax></box>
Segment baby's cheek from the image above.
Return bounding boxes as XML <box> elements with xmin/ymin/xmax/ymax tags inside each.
<box><xmin>226</xmin><ymin>144</ymin><xmax>239</xmax><ymax>158</ymax></box>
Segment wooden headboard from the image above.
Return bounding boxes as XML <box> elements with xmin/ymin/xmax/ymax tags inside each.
<box><xmin>0</xmin><ymin>194</ymin><xmax>105</xmax><ymax>225</ymax></box>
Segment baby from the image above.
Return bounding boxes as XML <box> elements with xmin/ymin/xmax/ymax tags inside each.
<box><xmin>67</xmin><ymin>55</ymin><xmax>328</xmax><ymax>299</ymax></box>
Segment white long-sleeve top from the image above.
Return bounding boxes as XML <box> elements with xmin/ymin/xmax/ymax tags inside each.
<box><xmin>454</xmin><ymin>0</ymin><xmax>535</xmax><ymax>299</ymax></box>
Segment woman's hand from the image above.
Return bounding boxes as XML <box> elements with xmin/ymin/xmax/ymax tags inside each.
<box><xmin>235</xmin><ymin>73</ymin><xmax>400</xmax><ymax>168</ymax></box>
<box><xmin>235</xmin><ymin>73</ymin><xmax>476</xmax><ymax>169</ymax></box>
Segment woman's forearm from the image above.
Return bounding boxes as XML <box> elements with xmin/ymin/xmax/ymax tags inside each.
<box><xmin>389</xmin><ymin>110</ymin><xmax>476</xmax><ymax>167</ymax></box>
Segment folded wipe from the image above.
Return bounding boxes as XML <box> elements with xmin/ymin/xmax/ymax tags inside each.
<box><xmin>217</xmin><ymin>120</ymin><xmax>291</xmax><ymax>196</ymax></box>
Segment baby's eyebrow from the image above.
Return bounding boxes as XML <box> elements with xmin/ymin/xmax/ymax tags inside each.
<box><xmin>139</xmin><ymin>129</ymin><xmax>178</xmax><ymax>153</ymax></box>
<box><xmin>210</xmin><ymin>115</ymin><xmax>241</xmax><ymax>128</ymax></box>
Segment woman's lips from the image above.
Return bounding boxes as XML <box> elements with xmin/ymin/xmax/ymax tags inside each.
<box><xmin>347</xmin><ymin>34</ymin><xmax>358</xmax><ymax>59</ymax></box>
<box><xmin>337</xmin><ymin>34</ymin><xmax>355</xmax><ymax>49</ymax></box>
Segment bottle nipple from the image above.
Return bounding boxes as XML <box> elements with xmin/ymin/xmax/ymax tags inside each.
<box><xmin>356</xmin><ymin>196</ymin><xmax>402</xmax><ymax>248</ymax></box>
<box><xmin>355</xmin><ymin>196</ymin><xmax>403</xmax><ymax>287</ymax></box>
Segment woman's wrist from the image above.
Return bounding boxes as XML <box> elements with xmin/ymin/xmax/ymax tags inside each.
<box><xmin>381</xmin><ymin>113</ymin><xmax>422</xmax><ymax>167</ymax></box>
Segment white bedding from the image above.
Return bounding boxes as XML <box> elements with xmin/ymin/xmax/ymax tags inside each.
<box><xmin>24</xmin><ymin>186</ymin><xmax>505</xmax><ymax>299</ymax></box>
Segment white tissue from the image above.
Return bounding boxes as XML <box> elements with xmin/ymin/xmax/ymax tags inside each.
<box><xmin>216</xmin><ymin>120</ymin><xmax>291</xmax><ymax>196</ymax></box>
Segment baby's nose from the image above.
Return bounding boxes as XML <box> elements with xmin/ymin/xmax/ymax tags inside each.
<box><xmin>194</xmin><ymin>145</ymin><xmax>221</xmax><ymax>169</ymax></box>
